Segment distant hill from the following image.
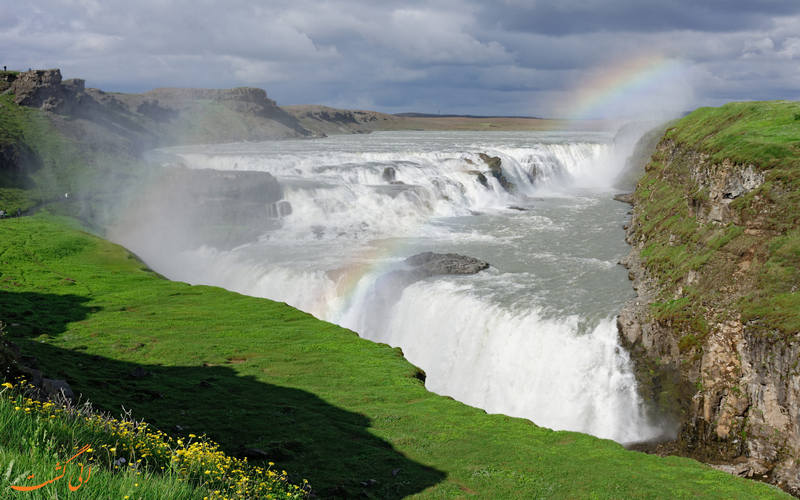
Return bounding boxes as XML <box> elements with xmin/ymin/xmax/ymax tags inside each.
<box><xmin>282</xmin><ymin>105</ymin><xmax>398</xmax><ymax>136</ymax></box>
<box><xmin>394</xmin><ymin>112</ymin><xmax>544</xmax><ymax>119</ymax></box>
<box><xmin>3</xmin><ymin>69</ymin><xmax>313</xmax><ymax>158</ymax></box>
<box><xmin>284</xmin><ymin>105</ymin><xmax>564</xmax><ymax>134</ymax></box>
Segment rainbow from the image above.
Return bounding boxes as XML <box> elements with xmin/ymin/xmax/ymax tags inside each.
<box><xmin>562</xmin><ymin>55</ymin><xmax>686</xmax><ymax>121</ymax></box>
<box><xmin>325</xmin><ymin>237</ymin><xmax>411</xmax><ymax>321</ymax></box>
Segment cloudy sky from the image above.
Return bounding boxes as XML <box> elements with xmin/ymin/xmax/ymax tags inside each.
<box><xmin>3</xmin><ymin>1</ymin><xmax>800</xmax><ymax>117</ymax></box>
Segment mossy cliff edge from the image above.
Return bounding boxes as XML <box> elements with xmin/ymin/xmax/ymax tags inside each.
<box><xmin>619</xmin><ymin>101</ymin><xmax>800</xmax><ymax>494</ymax></box>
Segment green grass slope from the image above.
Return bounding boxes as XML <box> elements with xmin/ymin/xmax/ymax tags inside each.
<box><xmin>634</xmin><ymin>101</ymin><xmax>800</xmax><ymax>340</ymax></box>
<box><xmin>0</xmin><ymin>93</ymin><xmax>90</xmax><ymax>214</ymax></box>
<box><xmin>0</xmin><ymin>214</ymin><xmax>789</xmax><ymax>499</ymax></box>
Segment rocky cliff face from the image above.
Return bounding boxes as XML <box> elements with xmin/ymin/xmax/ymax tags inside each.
<box><xmin>619</xmin><ymin>135</ymin><xmax>800</xmax><ymax>495</ymax></box>
<box><xmin>9</xmin><ymin>69</ymin><xmax>64</xmax><ymax>110</ymax></box>
<box><xmin>283</xmin><ymin>105</ymin><xmax>399</xmax><ymax>135</ymax></box>
<box><xmin>1</xmin><ymin>68</ymin><xmax>317</xmax><ymax>230</ymax></box>
<box><xmin>4</xmin><ymin>69</ymin><xmax>312</xmax><ymax>155</ymax></box>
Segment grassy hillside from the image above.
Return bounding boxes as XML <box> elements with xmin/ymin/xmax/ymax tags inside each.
<box><xmin>0</xmin><ymin>93</ymin><xmax>93</xmax><ymax>214</ymax></box>
<box><xmin>634</xmin><ymin>101</ymin><xmax>800</xmax><ymax>339</ymax></box>
<box><xmin>0</xmin><ymin>214</ymin><xmax>789</xmax><ymax>499</ymax></box>
<box><xmin>621</xmin><ymin>101</ymin><xmax>800</xmax><ymax>493</ymax></box>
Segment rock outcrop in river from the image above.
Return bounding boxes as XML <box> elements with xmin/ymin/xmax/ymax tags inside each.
<box><xmin>405</xmin><ymin>252</ymin><xmax>490</xmax><ymax>276</ymax></box>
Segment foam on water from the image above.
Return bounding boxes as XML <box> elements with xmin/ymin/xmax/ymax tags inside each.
<box><xmin>120</xmin><ymin>130</ymin><xmax>666</xmax><ymax>444</ymax></box>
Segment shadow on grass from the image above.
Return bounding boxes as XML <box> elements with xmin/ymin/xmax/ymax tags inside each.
<box><xmin>0</xmin><ymin>291</ymin><xmax>94</xmax><ymax>339</ymax></box>
<box><xmin>1</xmin><ymin>291</ymin><xmax>445</xmax><ymax>498</ymax></box>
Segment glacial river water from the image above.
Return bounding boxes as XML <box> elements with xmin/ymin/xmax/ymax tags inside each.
<box><xmin>115</xmin><ymin>130</ymin><xmax>663</xmax><ymax>443</ymax></box>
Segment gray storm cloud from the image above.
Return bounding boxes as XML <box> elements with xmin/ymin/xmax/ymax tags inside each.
<box><xmin>2</xmin><ymin>0</ymin><xmax>799</xmax><ymax>116</ymax></box>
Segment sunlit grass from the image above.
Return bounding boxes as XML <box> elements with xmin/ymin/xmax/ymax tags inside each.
<box><xmin>0</xmin><ymin>379</ymin><xmax>308</xmax><ymax>499</ymax></box>
<box><xmin>0</xmin><ymin>213</ymin><xmax>789</xmax><ymax>498</ymax></box>
<box><xmin>636</xmin><ymin>100</ymin><xmax>800</xmax><ymax>338</ymax></box>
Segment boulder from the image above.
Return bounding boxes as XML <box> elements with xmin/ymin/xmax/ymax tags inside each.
<box><xmin>478</xmin><ymin>153</ymin><xmax>514</xmax><ymax>192</ymax></box>
<box><xmin>467</xmin><ymin>170</ymin><xmax>489</xmax><ymax>188</ymax></box>
<box><xmin>369</xmin><ymin>253</ymin><xmax>489</xmax><ymax>302</ymax></box>
<box><xmin>42</xmin><ymin>378</ymin><xmax>74</xmax><ymax>401</ymax></box>
<box><xmin>382</xmin><ymin>166</ymin><xmax>396</xmax><ymax>183</ymax></box>
<box><xmin>478</xmin><ymin>153</ymin><xmax>502</xmax><ymax>170</ymax></box>
<box><xmin>405</xmin><ymin>252</ymin><xmax>489</xmax><ymax>276</ymax></box>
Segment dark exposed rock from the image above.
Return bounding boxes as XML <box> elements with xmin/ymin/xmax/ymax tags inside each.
<box><xmin>10</xmin><ymin>69</ymin><xmax>66</xmax><ymax>112</ymax></box>
<box><xmin>267</xmin><ymin>200</ymin><xmax>293</xmax><ymax>218</ymax></box>
<box><xmin>61</xmin><ymin>78</ymin><xmax>85</xmax><ymax>93</ymax></box>
<box><xmin>405</xmin><ymin>252</ymin><xmax>489</xmax><ymax>276</ymax></box>
<box><xmin>19</xmin><ymin>367</ymin><xmax>43</xmax><ymax>387</ymax></box>
<box><xmin>689</xmin><ymin>161</ymin><xmax>765</xmax><ymax>224</ymax></box>
<box><xmin>42</xmin><ymin>378</ymin><xmax>74</xmax><ymax>401</ymax></box>
<box><xmin>478</xmin><ymin>153</ymin><xmax>514</xmax><ymax>192</ymax></box>
<box><xmin>613</xmin><ymin>193</ymin><xmax>634</xmax><ymax>204</ymax></box>
<box><xmin>467</xmin><ymin>170</ymin><xmax>489</xmax><ymax>188</ymax></box>
<box><xmin>478</xmin><ymin>153</ymin><xmax>501</xmax><ymax>170</ymax></box>
<box><xmin>277</xmin><ymin>200</ymin><xmax>292</xmax><ymax>217</ymax></box>
<box><xmin>508</xmin><ymin>205</ymin><xmax>528</xmax><ymax>211</ymax></box>
<box><xmin>382</xmin><ymin>166</ymin><xmax>396</xmax><ymax>183</ymax></box>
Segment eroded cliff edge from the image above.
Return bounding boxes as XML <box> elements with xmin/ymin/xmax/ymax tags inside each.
<box><xmin>619</xmin><ymin>102</ymin><xmax>800</xmax><ymax>495</ymax></box>
<box><xmin>3</xmin><ymin>68</ymin><xmax>313</xmax><ymax>156</ymax></box>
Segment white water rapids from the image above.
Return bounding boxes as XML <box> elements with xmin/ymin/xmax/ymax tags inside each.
<box><xmin>112</xmin><ymin>130</ymin><xmax>665</xmax><ymax>443</ymax></box>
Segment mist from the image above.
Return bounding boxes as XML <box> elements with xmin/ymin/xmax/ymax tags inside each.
<box><xmin>99</xmin><ymin>125</ymin><xmax>674</xmax><ymax>444</ymax></box>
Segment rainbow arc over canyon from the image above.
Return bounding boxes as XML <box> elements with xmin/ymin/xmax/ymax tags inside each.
<box><xmin>565</xmin><ymin>56</ymin><xmax>685</xmax><ymax>120</ymax></box>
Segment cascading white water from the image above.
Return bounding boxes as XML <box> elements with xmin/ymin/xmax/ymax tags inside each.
<box><xmin>118</xmin><ymin>130</ymin><xmax>664</xmax><ymax>444</ymax></box>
